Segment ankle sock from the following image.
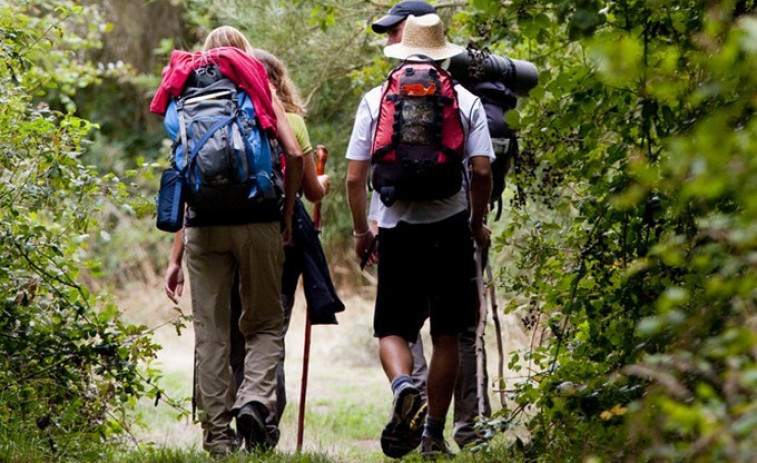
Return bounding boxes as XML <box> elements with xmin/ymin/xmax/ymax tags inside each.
<box><xmin>424</xmin><ymin>415</ymin><xmax>445</xmax><ymax>441</ymax></box>
<box><xmin>391</xmin><ymin>374</ymin><xmax>413</xmax><ymax>394</ymax></box>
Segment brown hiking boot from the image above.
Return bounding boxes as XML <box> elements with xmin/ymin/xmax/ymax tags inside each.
<box><xmin>421</xmin><ymin>434</ymin><xmax>456</xmax><ymax>460</ymax></box>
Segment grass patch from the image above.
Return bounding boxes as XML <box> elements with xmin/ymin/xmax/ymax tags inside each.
<box><xmin>104</xmin><ymin>436</ymin><xmax>520</xmax><ymax>463</ymax></box>
<box><xmin>304</xmin><ymin>396</ymin><xmax>384</xmax><ymax>440</ymax></box>
<box><xmin>110</xmin><ymin>446</ymin><xmax>335</xmax><ymax>463</ymax></box>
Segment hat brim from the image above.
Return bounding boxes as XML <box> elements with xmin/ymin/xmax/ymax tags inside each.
<box><xmin>383</xmin><ymin>43</ymin><xmax>464</xmax><ymax>62</ymax></box>
<box><xmin>372</xmin><ymin>14</ymin><xmax>404</xmax><ymax>33</ymax></box>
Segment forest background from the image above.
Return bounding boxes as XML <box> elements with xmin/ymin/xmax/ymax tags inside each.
<box><xmin>3</xmin><ymin>0</ymin><xmax>757</xmax><ymax>462</ymax></box>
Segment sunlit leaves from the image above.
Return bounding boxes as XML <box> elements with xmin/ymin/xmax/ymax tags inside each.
<box><xmin>588</xmin><ymin>31</ymin><xmax>644</xmax><ymax>88</ymax></box>
<box><xmin>457</xmin><ymin>0</ymin><xmax>757</xmax><ymax>461</ymax></box>
<box><xmin>0</xmin><ymin>2</ymin><xmax>181</xmax><ymax>459</ymax></box>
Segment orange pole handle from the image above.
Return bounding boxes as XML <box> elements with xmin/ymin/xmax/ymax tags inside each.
<box><xmin>312</xmin><ymin>145</ymin><xmax>328</xmax><ymax>229</ymax></box>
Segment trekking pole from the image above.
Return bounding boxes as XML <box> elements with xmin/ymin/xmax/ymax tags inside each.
<box><xmin>474</xmin><ymin>243</ymin><xmax>488</xmax><ymax>420</ymax></box>
<box><xmin>296</xmin><ymin>145</ymin><xmax>327</xmax><ymax>452</ymax></box>
<box><xmin>485</xmin><ymin>261</ymin><xmax>506</xmax><ymax>408</ymax></box>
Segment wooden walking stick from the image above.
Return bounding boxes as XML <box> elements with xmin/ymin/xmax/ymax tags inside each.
<box><xmin>485</xmin><ymin>261</ymin><xmax>506</xmax><ymax>408</ymax></box>
<box><xmin>296</xmin><ymin>144</ymin><xmax>327</xmax><ymax>452</ymax></box>
<box><xmin>474</xmin><ymin>243</ymin><xmax>488</xmax><ymax>419</ymax></box>
<box><xmin>474</xmin><ymin>244</ymin><xmax>507</xmax><ymax>417</ymax></box>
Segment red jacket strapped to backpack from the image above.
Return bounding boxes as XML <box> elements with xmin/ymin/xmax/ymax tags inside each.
<box><xmin>150</xmin><ymin>46</ymin><xmax>278</xmax><ymax>138</ymax></box>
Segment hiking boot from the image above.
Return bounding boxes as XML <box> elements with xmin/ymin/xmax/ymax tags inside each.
<box><xmin>266</xmin><ymin>423</ymin><xmax>281</xmax><ymax>448</ymax></box>
<box><xmin>207</xmin><ymin>446</ymin><xmax>234</xmax><ymax>459</ymax></box>
<box><xmin>421</xmin><ymin>434</ymin><xmax>456</xmax><ymax>460</ymax></box>
<box><xmin>380</xmin><ymin>384</ymin><xmax>427</xmax><ymax>458</ymax></box>
<box><xmin>236</xmin><ymin>402</ymin><xmax>273</xmax><ymax>452</ymax></box>
<box><xmin>234</xmin><ymin>426</ymin><xmax>244</xmax><ymax>450</ymax></box>
<box><xmin>453</xmin><ymin>425</ymin><xmax>488</xmax><ymax>449</ymax></box>
<box><xmin>203</xmin><ymin>427</ymin><xmax>237</xmax><ymax>457</ymax></box>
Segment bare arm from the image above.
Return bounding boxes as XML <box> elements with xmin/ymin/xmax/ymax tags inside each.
<box><xmin>301</xmin><ymin>149</ymin><xmax>328</xmax><ymax>203</ymax></box>
<box><xmin>346</xmin><ymin>159</ymin><xmax>375</xmax><ymax>265</ymax></box>
<box><xmin>272</xmin><ymin>96</ymin><xmax>303</xmax><ymax>244</ymax></box>
<box><xmin>165</xmin><ymin>231</ymin><xmax>185</xmax><ymax>303</ymax></box>
<box><xmin>469</xmin><ymin>155</ymin><xmax>492</xmax><ymax>247</ymax></box>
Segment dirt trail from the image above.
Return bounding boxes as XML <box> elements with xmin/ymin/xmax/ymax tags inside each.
<box><xmin>118</xmin><ymin>277</ymin><xmax>529</xmax><ymax>456</ymax></box>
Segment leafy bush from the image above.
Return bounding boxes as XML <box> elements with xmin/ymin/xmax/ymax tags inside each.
<box><xmin>0</xmin><ymin>3</ymin><xmax>181</xmax><ymax>460</ymax></box>
<box><xmin>458</xmin><ymin>1</ymin><xmax>757</xmax><ymax>461</ymax></box>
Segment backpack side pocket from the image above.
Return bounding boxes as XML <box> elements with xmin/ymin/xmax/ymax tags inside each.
<box><xmin>156</xmin><ymin>167</ymin><xmax>186</xmax><ymax>233</ymax></box>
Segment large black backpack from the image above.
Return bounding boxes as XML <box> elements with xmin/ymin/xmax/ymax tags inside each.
<box><xmin>167</xmin><ymin>65</ymin><xmax>279</xmax><ymax>211</ymax></box>
<box><xmin>471</xmin><ymin>80</ymin><xmax>518</xmax><ymax>220</ymax></box>
<box><xmin>156</xmin><ymin>65</ymin><xmax>283</xmax><ymax>232</ymax></box>
<box><xmin>448</xmin><ymin>50</ymin><xmax>521</xmax><ymax>220</ymax></box>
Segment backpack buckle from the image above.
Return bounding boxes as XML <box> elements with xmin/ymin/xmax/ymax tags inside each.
<box><xmin>491</xmin><ymin>137</ymin><xmax>511</xmax><ymax>155</ymax></box>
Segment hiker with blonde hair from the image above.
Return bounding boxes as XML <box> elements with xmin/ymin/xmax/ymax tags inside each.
<box><xmin>157</xmin><ymin>25</ymin><xmax>304</xmax><ymax>455</ymax></box>
<box><xmin>203</xmin><ymin>25</ymin><xmax>254</xmax><ymax>53</ymax></box>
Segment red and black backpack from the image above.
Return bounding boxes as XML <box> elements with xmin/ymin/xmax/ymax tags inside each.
<box><xmin>371</xmin><ymin>58</ymin><xmax>465</xmax><ymax>206</ymax></box>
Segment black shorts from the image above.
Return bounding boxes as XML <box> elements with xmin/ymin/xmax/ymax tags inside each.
<box><xmin>374</xmin><ymin>211</ymin><xmax>478</xmax><ymax>341</ymax></box>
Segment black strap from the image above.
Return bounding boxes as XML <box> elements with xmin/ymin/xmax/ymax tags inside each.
<box><xmin>360</xmin><ymin>235</ymin><xmax>378</xmax><ymax>271</ymax></box>
<box><xmin>373</xmin><ymin>144</ymin><xmax>393</xmax><ymax>160</ymax></box>
<box><xmin>493</xmin><ymin>197</ymin><xmax>503</xmax><ymax>221</ymax></box>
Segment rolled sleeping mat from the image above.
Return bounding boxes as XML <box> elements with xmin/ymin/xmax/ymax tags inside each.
<box><xmin>447</xmin><ymin>49</ymin><xmax>538</xmax><ymax>96</ymax></box>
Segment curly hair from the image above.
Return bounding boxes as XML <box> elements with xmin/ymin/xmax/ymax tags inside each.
<box><xmin>252</xmin><ymin>49</ymin><xmax>306</xmax><ymax>117</ymax></box>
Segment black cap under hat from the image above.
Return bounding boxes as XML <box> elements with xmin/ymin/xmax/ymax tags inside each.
<box><xmin>371</xmin><ymin>1</ymin><xmax>436</xmax><ymax>33</ymax></box>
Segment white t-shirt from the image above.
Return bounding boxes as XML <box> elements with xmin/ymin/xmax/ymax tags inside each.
<box><xmin>346</xmin><ymin>83</ymin><xmax>495</xmax><ymax>228</ymax></box>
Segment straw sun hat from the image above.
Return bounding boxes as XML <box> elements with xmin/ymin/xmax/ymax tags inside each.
<box><xmin>383</xmin><ymin>14</ymin><xmax>464</xmax><ymax>62</ymax></box>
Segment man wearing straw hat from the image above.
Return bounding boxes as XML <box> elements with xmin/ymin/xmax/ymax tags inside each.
<box><xmin>373</xmin><ymin>0</ymin><xmax>500</xmax><ymax>452</ymax></box>
<box><xmin>346</xmin><ymin>13</ymin><xmax>493</xmax><ymax>459</ymax></box>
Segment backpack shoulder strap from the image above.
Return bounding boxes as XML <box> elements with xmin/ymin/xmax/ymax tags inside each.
<box><xmin>185</xmin><ymin>115</ymin><xmax>237</xmax><ymax>171</ymax></box>
<box><xmin>176</xmin><ymin>100</ymin><xmax>190</xmax><ymax>172</ymax></box>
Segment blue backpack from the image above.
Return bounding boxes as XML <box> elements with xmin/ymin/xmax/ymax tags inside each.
<box><xmin>163</xmin><ymin>65</ymin><xmax>278</xmax><ymax>214</ymax></box>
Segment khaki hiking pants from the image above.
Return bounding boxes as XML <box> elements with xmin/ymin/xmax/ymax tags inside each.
<box><xmin>185</xmin><ymin>222</ymin><xmax>284</xmax><ymax>452</ymax></box>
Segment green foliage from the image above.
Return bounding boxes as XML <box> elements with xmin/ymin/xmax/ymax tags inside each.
<box><xmin>13</xmin><ymin>0</ymin><xmax>757</xmax><ymax>459</ymax></box>
<box><xmin>0</xmin><ymin>2</ymin><xmax>186</xmax><ymax>460</ymax></box>
<box><xmin>457</xmin><ymin>0</ymin><xmax>757</xmax><ymax>461</ymax></box>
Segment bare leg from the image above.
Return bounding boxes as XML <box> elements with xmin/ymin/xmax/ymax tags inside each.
<box><xmin>379</xmin><ymin>335</ymin><xmax>414</xmax><ymax>381</ymax></box>
<box><xmin>379</xmin><ymin>334</ymin><xmax>427</xmax><ymax>458</ymax></box>
<box><xmin>426</xmin><ymin>333</ymin><xmax>459</xmax><ymax>420</ymax></box>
